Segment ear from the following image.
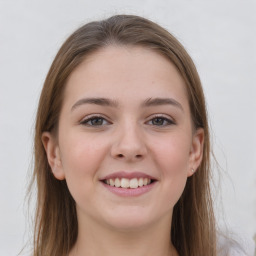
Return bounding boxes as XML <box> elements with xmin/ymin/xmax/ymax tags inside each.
<box><xmin>187</xmin><ymin>128</ymin><xmax>204</xmax><ymax>177</ymax></box>
<box><xmin>42</xmin><ymin>132</ymin><xmax>65</xmax><ymax>180</ymax></box>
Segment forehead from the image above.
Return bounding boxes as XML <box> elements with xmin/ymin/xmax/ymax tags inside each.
<box><xmin>63</xmin><ymin>45</ymin><xmax>189</xmax><ymax>109</ymax></box>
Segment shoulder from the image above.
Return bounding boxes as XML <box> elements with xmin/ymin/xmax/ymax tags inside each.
<box><xmin>217</xmin><ymin>232</ymin><xmax>255</xmax><ymax>256</ymax></box>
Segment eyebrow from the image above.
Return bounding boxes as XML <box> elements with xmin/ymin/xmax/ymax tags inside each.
<box><xmin>142</xmin><ymin>97</ymin><xmax>184</xmax><ymax>111</ymax></box>
<box><xmin>71</xmin><ymin>97</ymin><xmax>183</xmax><ymax>111</ymax></box>
<box><xmin>71</xmin><ymin>97</ymin><xmax>118</xmax><ymax>111</ymax></box>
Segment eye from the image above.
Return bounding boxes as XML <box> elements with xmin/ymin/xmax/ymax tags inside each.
<box><xmin>80</xmin><ymin>115</ymin><xmax>110</xmax><ymax>126</ymax></box>
<box><xmin>148</xmin><ymin>116</ymin><xmax>175</xmax><ymax>126</ymax></box>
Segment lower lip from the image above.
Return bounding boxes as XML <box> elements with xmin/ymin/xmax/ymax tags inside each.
<box><xmin>101</xmin><ymin>182</ymin><xmax>156</xmax><ymax>197</ymax></box>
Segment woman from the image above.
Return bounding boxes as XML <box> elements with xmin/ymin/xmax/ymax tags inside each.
<box><xmin>31</xmin><ymin>14</ymin><xmax>216</xmax><ymax>256</ymax></box>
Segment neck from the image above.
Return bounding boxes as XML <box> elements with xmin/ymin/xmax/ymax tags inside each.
<box><xmin>69</xmin><ymin>213</ymin><xmax>178</xmax><ymax>256</ymax></box>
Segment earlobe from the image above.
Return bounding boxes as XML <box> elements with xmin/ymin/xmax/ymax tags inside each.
<box><xmin>42</xmin><ymin>132</ymin><xmax>65</xmax><ymax>180</ymax></box>
<box><xmin>187</xmin><ymin>128</ymin><xmax>204</xmax><ymax>177</ymax></box>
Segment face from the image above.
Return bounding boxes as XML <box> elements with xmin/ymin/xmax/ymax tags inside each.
<box><xmin>43</xmin><ymin>46</ymin><xmax>204</xmax><ymax>231</ymax></box>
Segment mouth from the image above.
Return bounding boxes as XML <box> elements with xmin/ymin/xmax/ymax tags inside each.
<box><xmin>100</xmin><ymin>171</ymin><xmax>157</xmax><ymax>194</ymax></box>
<box><xmin>102</xmin><ymin>177</ymin><xmax>156</xmax><ymax>189</ymax></box>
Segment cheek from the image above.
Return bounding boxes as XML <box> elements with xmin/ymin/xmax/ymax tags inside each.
<box><xmin>152</xmin><ymin>132</ymin><xmax>191</xmax><ymax>172</ymax></box>
<box><xmin>59</xmin><ymin>133</ymin><xmax>109</xmax><ymax>193</ymax></box>
<box><xmin>151</xmin><ymin>133</ymin><xmax>191</xmax><ymax>203</ymax></box>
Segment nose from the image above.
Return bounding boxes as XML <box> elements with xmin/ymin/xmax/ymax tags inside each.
<box><xmin>110</xmin><ymin>121</ymin><xmax>147</xmax><ymax>162</ymax></box>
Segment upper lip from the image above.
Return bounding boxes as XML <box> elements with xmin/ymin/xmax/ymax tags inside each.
<box><xmin>100</xmin><ymin>171</ymin><xmax>157</xmax><ymax>181</ymax></box>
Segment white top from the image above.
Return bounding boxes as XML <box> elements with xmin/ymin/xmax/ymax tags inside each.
<box><xmin>217</xmin><ymin>233</ymin><xmax>255</xmax><ymax>256</ymax></box>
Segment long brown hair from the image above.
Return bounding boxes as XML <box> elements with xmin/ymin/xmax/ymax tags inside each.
<box><xmin>30</xmin><ymin>14</ymin><xmax>216</xmax><ymax>256</ymax></box>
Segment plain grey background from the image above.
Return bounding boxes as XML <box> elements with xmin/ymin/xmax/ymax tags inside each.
<box><xmin>0</xmin><ymin>0</ymin><xmax>255</xmax><ymax>255</ymax></box>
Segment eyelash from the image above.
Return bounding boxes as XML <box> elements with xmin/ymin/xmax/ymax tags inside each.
<box><xmin>80</xmin><ymin>115</ymin><xmax>110</xmax><ymax>126</ymax></box>
<box><xmin>147</xmin><ymin>115</ymin><xmax>175</xmax><ymax>126</ymax></box>
<box><xmin>80</xmin><ymin>114</ymin><xmax>175</xmax><ymax>127</ymax></box>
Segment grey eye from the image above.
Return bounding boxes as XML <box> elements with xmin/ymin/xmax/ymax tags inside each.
<box><xmin>89</xmin><ymin>118</ymin><xmax>104</xmax><ymax>126</ymax></box>
<box><xmin>149</xmin><ymin>117</ymin><xmax>174</xmax><ymax>126</ymax></box>
<box><xmin>81</xmin><ymin>116</ymin><xmax>109</xmax><ymax>126</ymax></box>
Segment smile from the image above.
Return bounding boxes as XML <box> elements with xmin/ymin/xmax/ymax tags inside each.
<box><xmin>103</xmin><ymin>177</ymin><xmax>153</xmax><ymax>189</ymax></box>
<box><xmin>100</xmin><ymin>171</ymin><xmax>157</xmax><ymax>196</ymax></box>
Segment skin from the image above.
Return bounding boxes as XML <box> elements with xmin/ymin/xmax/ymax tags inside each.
<box><xmin>42</xmin><ymin>46</ymin><xmax>204</xmax><ymax>256</ymax></box>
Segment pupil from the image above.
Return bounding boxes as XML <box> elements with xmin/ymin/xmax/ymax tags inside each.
<box><xmin>92</xmin><ymin>118</ymin><xmax>102</xmax><ymax>125</ymax></box>
<box><xmin>153</xmin><ymin>118</ymin><xmax>163</xmax><ymax>125</ymax></box>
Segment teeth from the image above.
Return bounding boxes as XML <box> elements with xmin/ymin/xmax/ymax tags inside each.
<box><xmin>110</xmin><ymin>179</ymin><xmax>115</xmax><ymax>186</ymax></box>
<box><xmin>130</xmin><ymin>178</ymin><xmax>139</xmax><ymax>189</ymax></box>
<box><xmin>120</xmin><ymin>178</ymin><xmax>129</xmax><ymax>188</ymax></box>
<box><xmin>114</xmin><ymin>178</ymin><xmax>121</xmax><ymax>187</ymax></box>
<box><xmin>138</xmin><ymin>178</ymin><xmax>144</xmax><ymax>187</ymax></box>
<box><xmin>105</xmin><ymin>177</ymin><xmax>152</xmax><ymax>189</ymax></box>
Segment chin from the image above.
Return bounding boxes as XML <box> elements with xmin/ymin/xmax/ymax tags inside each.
<box><xmin>107</xmin><ymin>218</ymin><xmax>151</xmax><ymax>232</ymax></box>
<box><xmin>100</xmin><ymin>207</ymin><xmax>159</xmax><ymax>231</ymax></box>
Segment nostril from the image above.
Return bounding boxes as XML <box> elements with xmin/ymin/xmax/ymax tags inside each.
<box><xmin>116</xmin><ymin>154</ymin><xmax>143</xmax><ymax>159</ymax></box>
